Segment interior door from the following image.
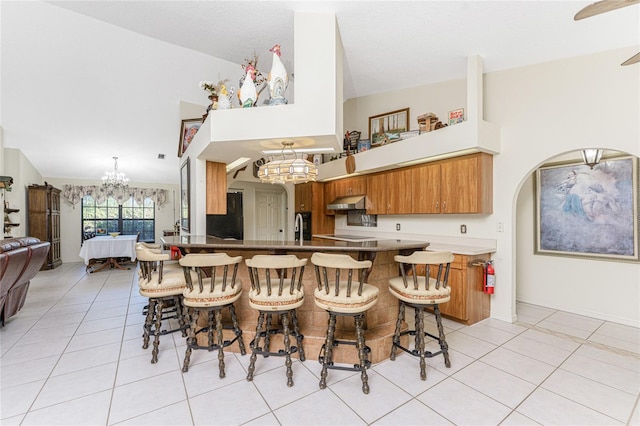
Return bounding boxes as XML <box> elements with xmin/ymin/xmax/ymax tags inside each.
<box><xmin>255</xmin><ymin>190</ymin><xmax>283</xmax><ymax>241</ymax></box>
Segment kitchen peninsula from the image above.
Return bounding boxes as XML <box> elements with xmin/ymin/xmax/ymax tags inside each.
<box><xmin>162</xmin><ymin>235</ymin><xmax>428</xmax><ymax>363</ymax></box>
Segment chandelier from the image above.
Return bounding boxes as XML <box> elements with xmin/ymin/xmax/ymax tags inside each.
<box><xmin>102</xmin><ymin>156</ymin><xmax>129</xmax><ymax>190</ymax></box>
<box><xmin>258</xmin><ymin>141</ymin><xmax>318</xmax><ymax>184</ymax></box>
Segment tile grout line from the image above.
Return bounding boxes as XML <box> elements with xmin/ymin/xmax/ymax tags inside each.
<box><xmin>514</xmin><ymin>321</ymin><xmax>640</xmax><ymax>360</ymax></box>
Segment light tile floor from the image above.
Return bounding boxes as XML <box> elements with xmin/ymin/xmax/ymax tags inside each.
<box><xmin>1</xmin><ymin>263</ymin><xmax>639</xmax><ymax>425</ymax></box>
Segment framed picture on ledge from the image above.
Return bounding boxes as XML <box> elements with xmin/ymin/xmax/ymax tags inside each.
<box><xmin>369</xmin><ymin>108</ymin><xmax>409</xmax><ymax>146</ymax></box>
<box><xmin>535</xmin><ymin>155</ymin><xmax>639</xmax><ymax>262</ymax></box>
<box><xmin>178</xmin><ymin>118</ymin><xmax>202</xmax><ymax>158</ymax></box>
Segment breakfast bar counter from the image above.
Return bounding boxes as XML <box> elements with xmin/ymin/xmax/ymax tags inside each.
<box><xmin>161</xmin><ymin>235</ymin><xmax>429</xmax><ymax>364</ymax></box>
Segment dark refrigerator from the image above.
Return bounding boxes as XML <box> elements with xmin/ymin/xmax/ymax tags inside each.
<box><xmin>206</xmin><ymin>192</ymin><xmax>243</xmax><ymax>240</ymax></box>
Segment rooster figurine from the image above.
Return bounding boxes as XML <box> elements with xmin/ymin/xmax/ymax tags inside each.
<box><xmin>217</xmin><ymin>84</ymin><xmax>231</xmax><ymax>110</ymax></box>
<box><xmin>238</xmin><ymin>64</ymin><xmax>257</xmax><ymax>108</ymax></box>
<box><xmin>267</xmin><ymin>44</ymin><xmax>289</xmax><ymax>105</ymax></box>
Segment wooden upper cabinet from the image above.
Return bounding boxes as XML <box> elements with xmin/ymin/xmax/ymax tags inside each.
<box><xmin>333</xmin><ymin>176</ymin><xmax>366</xmax><ymax>197</ymax></box>
<box><xmin>367</xmin><ymin>169</ymin><xmax>412</xmax><ymax>214</ymax></box>
<box><xmin>294</xmin><ymin>182</ymin><xmax>313</xmax><ymax>212</ymax></box>
<box><xmin>440</xmin><ymin>153</ymin><xmax>492</xmax><ymax>214</ymax></box>
<box><xmin>324</xmin><ymin>180</ymin><xmax>337</xmax><ymax>215</ymax></box>
<box><xmin>386</xmin><ymin>168</ymin><xmax>412</xmax><ymax>214</ymax></box>
<box><xmin>412</xmin><ymin>153</ymin><xmax>492</xmax><ymax>214</ymax></box>
<box><xmin>412</xmin><ymin>162</ymin><xmax>441</xmax><ymax>213</ymax></box>
<box><xmin>206</xmin><ymin>161</ymin><xmax>227</xmax><ymax>214</ymax></box>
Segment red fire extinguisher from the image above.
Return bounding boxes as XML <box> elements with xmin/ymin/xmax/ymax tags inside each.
<box><xmin>483</xmin><ymin>260</ymin><xmax>495</xmax><ymax>294</ymax></box>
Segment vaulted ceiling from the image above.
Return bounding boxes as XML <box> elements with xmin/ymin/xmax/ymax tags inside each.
<box><xmin>1</xmin><ymin>1</ymin><xmax>638</xmax><ymax>184</ymax></box>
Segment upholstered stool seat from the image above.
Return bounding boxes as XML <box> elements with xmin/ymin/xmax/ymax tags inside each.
<box><xmin>311</xmin><ymin>252</ymin><xmax>378</xmax><ymax>394</ymax></box>
<box><xmin>245</xmin><ymin>255</ymin><xmax>308</xmax><ymax>387</ymax></box>
<box><xmin>180</xmin><ymin>253</ymin><xmax>246</xmax><ymax>378</ymax></box>
<box><xmin>136</xmin><ymin>246</ymin><xmax>188</xmax><ymax>364</ymax></box>
<box><xmin>389</xmin><ymin>250</ymin><xmax>454</xmax><ymax>381</ymax></box>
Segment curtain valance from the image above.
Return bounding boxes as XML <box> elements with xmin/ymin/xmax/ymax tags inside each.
<box><xmin>62</xmin><ymin>185</ymin><xmax>168</xmax><ymax>208</ymax></box>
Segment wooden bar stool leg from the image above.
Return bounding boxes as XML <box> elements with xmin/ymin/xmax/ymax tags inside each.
<box><xmin>264</xmin><ymin>313</ymin><xmax>272</xmax><ymax>354</ymax></box>
<box><xmin>229</xmin><ymin>304</ymin><xmax>246</xmax><ymax>355</ymax></box>
<box><xmin>282</xmin><ymin>313</ymin><xmax>294</xmax><ymax>387</ymax></box>
<box><xmin>319</xmin><ymin>313</ymin><xmax>336</xmax><ymax>390</ymax></box>
<box><xmin>215</xmin><ymin>309</ymin><xmax>225</xmax><ymax>378</ymax></box>
<box><xmin>174</xmin><ymin>296</ymin><xmax>187</xmax><ymax>338</ymax></box>
<box><xmin>247</xmin><ymin>312</ymin><xmax>265</xmax><ymax>382</ymax></box>
<box><xmin>151</xmin><ymin>299</ymin><xmax>163</xmax><ymax>364</ymax></box>
<box><xmin>434</xmin><ymin>304</ymin><xmax>451</xmax><ymax>368</ymax></box>
<box><xmin>207</xmin><ymin>310</ymin><xmax>215</xmax><ymax>350</ymax></box>
<box><xmin>355</xmin><ymin>314</ymin><xmax>370</xmax><ymax>394</ymax></box>
<box><xmin>291</xmin><ymin>310</ymin><xmax>305</xmax><ymax>362</ymax></box>
<box><xmin>142</xmin><ymin>298</ymin><xmax>156</xmax><ymax>349</ymax></box>
<box><xmin>417</xmin><ymin>307</ymin><xmax>427</xmax><ymax>380</ymax></box>
<box><xmin>390</xmin><ymin>301</ymin><xmax>405</xmax><ymax>360</ymax></box>
<box><xmin>183</xmin><ymin>309</ymin><xmax>198</xmax><ymax>372</ymax></box>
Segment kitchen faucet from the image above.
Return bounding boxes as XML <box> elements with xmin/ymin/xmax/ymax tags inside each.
<box><xmin>295</xmin><ymin>213</ymin><xmax>304</xmax><ymax>244</ymax></box>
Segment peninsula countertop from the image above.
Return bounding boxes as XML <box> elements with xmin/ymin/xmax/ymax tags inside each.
<box><xmin>161</xmin><ymin>235</ymin><xmax>429</xmax><ymax>253</ymax></box>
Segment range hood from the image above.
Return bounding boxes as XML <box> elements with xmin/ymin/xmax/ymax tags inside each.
<box><xmin>327</xmin><ymin>195</ymin><xmax>367</xmax><ymax>210</ymax></box>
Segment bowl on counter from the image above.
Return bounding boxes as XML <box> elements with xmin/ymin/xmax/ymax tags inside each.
<box><xmin>109</xmin><ymin>232</ymin><xmax>120</xmax><ymax>238</ymax></box>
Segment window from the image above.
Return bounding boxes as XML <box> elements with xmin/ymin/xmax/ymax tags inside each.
<box><xmin>82</xmin><ymin>196</ymin><xmax>155</xmax><ymax>242</ymax></box>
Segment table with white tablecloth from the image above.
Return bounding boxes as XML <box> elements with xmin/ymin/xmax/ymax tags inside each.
<box><xmin>79</xmin><ymin>235</ymin><xmax>137</xmax><ymax>272</ymax></box>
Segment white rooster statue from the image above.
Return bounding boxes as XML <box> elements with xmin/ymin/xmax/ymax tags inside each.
<box><xmin>238</xmin><ymin>64</ymin><xmax>257</xmax><ymax>108</ymax></box>
<box><xmin>217</xmin><ymin>84</ymin><xmax>231</xmax><ymax>110</ymax></box>
<box><xmin>267</xmin><ymin>44</ymin><xmax>289</xmax><ymax>105</ymax></box>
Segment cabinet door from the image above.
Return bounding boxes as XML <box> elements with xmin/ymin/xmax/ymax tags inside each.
<box><xmin>294</xmin><ymin>182</ymin><xmax>312</xmax><ymax>212</ymax></box>
<box><xmin>335</xmin><ymin>176</ymin><xmax>366</xmax><ymax>197</ymax></box>
<box><xmin>324</xmin><ymin>180</ymin><xmax>336</xmax><ymax>215</ymax></box>
<box><xmin>387</xmin><ymin>168</ymin><xmax>413</xmax><ymax>214</ymax></box>
<box><xmin>206</xmin><ymin>161</ymin><xmax>227</xmax><ymax>214</ymax></box>
<box><xmin>365</xmin><ymin>174</ymin><xmax>387</xmax><ymax>214</ymax></box>
<box><xmin>440</xmin><ymin>153</ymin><xmax>492</xmax><ymax>214</ymax></box>
<box><xmin>411</xmin><ymin>163</ymin><xmax>441</xmax><ymax>213</ymax></box>
<box><xmin>437</xmin><ymin>264</ymin><xmax>467</xmax><ymax>321</ymax></box>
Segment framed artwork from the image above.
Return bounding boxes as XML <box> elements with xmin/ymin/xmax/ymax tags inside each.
<box><xmin>535</xmin><ymin>155</ymin><xmax>639</xmax><ymax>262</ymax></box>
<box><xmin>368</xmin><ymin>108</ymin><xmax>409</xmax><ymax>146</ymax></box>
<box><xmin>180</xmin><ymin>158</ymin><xmax>190</xmax><ymax>232</ymax></box>
<box><xmin>178</xmin><ymin>118</ymin><xmax>202</xmax><ymax>158</ymax></box>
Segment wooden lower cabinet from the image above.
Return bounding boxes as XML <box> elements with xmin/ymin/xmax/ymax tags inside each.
<box><xmin>433</xmin><ymin>252</ymin><xmax>491</xmax><ymax>325</ymax></box>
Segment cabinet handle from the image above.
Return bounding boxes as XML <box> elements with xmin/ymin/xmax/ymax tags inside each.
<box><xmin>435</xmin><ymin>202</ymin><xmax>439</xmax><ymax>211</ymax></box>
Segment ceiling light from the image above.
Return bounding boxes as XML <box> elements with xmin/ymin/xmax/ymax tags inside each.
<box><xmin>258</xmin><ymin>142</ymin><xmax>318</xmax><ymax>184</ymax></box>
<box><xmin>102</xmin><ymin>156</ymin><xmax>129</xmax><ymax>190</ymax></box>
<box><xmin>581</xmin><ymin>149</ymin><xmax>603</xmax><ymax>169</ymax></box>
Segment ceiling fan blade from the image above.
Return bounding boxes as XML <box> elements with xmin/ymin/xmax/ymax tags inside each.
<box><xmin>574</xmin><ymin>0</ymin><xmax>640</xmax><ymax>20</ymax></box>
<box><xmin>621</xmin><ymin>51</ymin><xmax>640</xmax><ymax>65</ymax></box>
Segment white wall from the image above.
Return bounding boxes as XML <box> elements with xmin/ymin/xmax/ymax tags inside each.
<box><xmin>45</xmin><ymin>177</ymin><xmax>179</xmax><ymax>264</ymax></box>
<box><xmin>343</xmin><ymin>47</ymin><xmax>640</xmax><ymax>326</ymax></box>
<box><xmin>3</xmin><ymin>148</ymin><xmax>43</xmax><ymax>238</ymax></box>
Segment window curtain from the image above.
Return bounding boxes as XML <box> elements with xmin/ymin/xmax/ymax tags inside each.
<box><xmin>62</xmin><ymin>185</ymin><xmax>168</xmax><ymax>208</ymax></box>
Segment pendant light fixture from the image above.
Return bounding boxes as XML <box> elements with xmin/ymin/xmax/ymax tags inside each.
<box><xmin>102</xmin><ymin>156</ymin><xmax>129</xmax><ymax>190</ymax></box>
<box><xmin>258</xmin><ymin>141</ymin><xmax>318</xmax><ymax>184</ymax></box>
<box><xmin>581</xmin><ymin>149</ymin><xmax>603</xmax><ymax>169</ymax></box>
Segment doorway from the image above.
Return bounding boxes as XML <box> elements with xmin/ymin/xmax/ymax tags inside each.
<box><xmin>255</xmin><ymin>189</ymin><xmax>285</xmax><ymax>241</ymax></box>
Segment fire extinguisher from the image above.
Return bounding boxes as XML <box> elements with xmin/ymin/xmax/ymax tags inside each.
<box><xmin>483</xmin><ymin>260</ymin><xmax>495</xmax><ymax>294</ymax></box>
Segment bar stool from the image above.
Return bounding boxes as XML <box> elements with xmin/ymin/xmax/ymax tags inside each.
<box><xmin>389</xmin><ymin>250</ymin><xmax>454</xmax><ymax>380</ymax></box>
<box><xmin>179</xmin><ymin>253</ymin><xmax>246</xmax><ymax>378</ymax></box>
<box><xmin>136</xmin><ymin>245</ymin><xmax>188</xmax><ymax>363</ymax></box>
<box><xmin>245</xmin><ymin>255</ymin><xmax>308</xmax><ymax>387</ymax></box>
<box><xmin>310</xmin><ymin>252</ymin><xmax>379</xmax><ymax>394</ymax></box>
